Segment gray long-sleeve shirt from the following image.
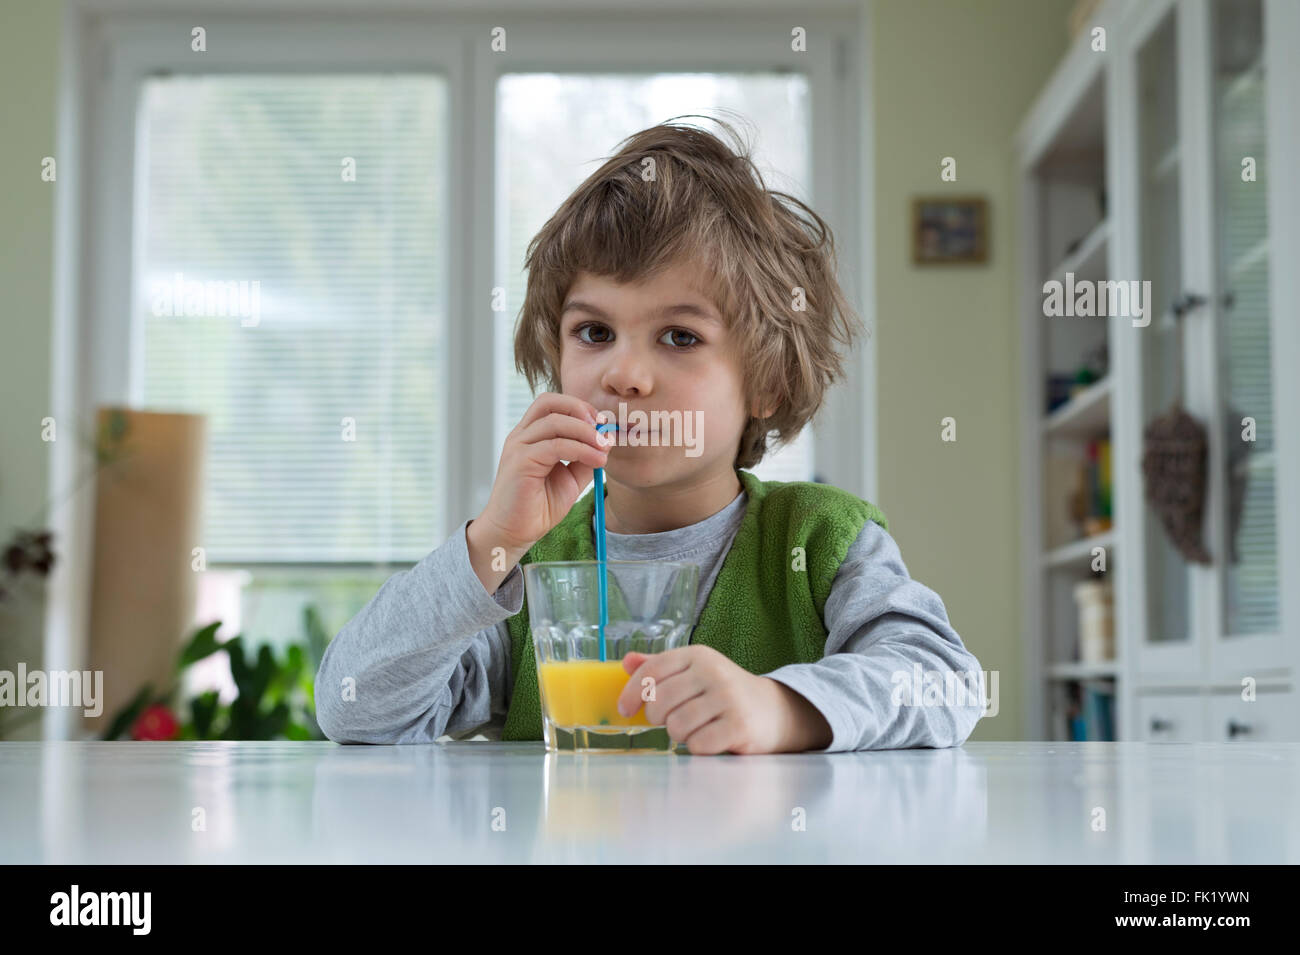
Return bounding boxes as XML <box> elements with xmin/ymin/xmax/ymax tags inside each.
<box><xmin>314</xmin><ymin>486</ymin><xmax>987</xmax><ymax>751</ymax></box>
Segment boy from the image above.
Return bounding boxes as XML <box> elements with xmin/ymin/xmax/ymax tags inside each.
<box><xmin>315</xmin><ymin>117</ymin><xmax>986</xmax><ymax>753</ymax></box>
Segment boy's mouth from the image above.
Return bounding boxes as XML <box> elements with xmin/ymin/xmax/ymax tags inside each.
<box><xmin>596</xmin><ymin>420</ymin><xmax>655</xmax><ymax>437</ymax></box>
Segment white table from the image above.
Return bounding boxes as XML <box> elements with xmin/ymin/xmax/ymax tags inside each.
<box><xmin>2</xmin><ymin>740</ymin><xmax>1297</xmax><ymax>863</ymax></box>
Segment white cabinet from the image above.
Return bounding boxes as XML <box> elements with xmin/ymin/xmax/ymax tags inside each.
<box><xmin>1206</xmin><ymin>687</ymin><xmax>1292</xmax><ymax>742</ymax></box>
<box><xmin>1135</xmin><ymin>688</ymin><xmax>1290</xmax><ymax>743</ymax></box>
<box><xmin>1017</xmin><ymin>0</ymin><xmax>1300</xmax><ymax>740</ymax></box>
<box><xmin>1135</xmin><ymin>692</ymin><xmax>1206</xmax><ymax>742</ymax></box>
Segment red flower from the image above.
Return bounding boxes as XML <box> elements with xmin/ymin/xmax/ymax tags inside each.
<box><xmin>131</xmin><ymin>703</ymin><xmax>179</xmax><ymax>741</ymax></box>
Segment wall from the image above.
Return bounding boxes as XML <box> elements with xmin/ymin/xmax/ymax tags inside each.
<box><xmin>0</xmin><ymin>0</ymin><xmax>63</xmax><ymax>740</ymax></box>
<box><xmin>871</xmin><ymin>0</ymin><xmax>1075</xmax><ymax>739</ymax></box>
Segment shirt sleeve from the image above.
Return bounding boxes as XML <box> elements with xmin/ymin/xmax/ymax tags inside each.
<box><xmin>763</xmin><ymin>519</ymin><xmax>987</xmax><ymax>752</ymax></box>
<box><xmin>313</xmin><ymin>518</ymin><xmax>523</xmax><ymax>744</ymax></box>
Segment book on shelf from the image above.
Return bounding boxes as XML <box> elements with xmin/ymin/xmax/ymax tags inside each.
<box><xmin>1082</xmin><ymin>684</ymin><xmax>1115</xmax><ymax>740</ymax></box>
<box><xmin>1086</xmin><ymin>437</ymin><xmax>1110</xmax><ymax>518</ymax></box>
<box><xmin>1063</xmin><ymin>682</ymin><xmax>1116</xmax><ymax>741</ymax></box>
<box><xmin>1071</xmin><ymin>437</ymin><xmax>1113</xmax><ymax>538</ymax></box>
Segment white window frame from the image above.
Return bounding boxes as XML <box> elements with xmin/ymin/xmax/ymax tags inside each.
<box><xmin>46</xmin><ymin>0</ymin><xmax>875</xmax><ymax>739</ymax></box>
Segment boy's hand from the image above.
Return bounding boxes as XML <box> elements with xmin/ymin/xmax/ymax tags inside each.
<box><xmin>474</xmin><ymin>392</ymin><xmax>610</xmax><ymax>554</ymax></box>
<box><xmin>615</xmin><ymin>646</ymin><xmax>832</xmax><ymax>754</ymax></box>
<box><xmin>466</xmin><ymin>392</ymin><xmax>612</xmax><ymax>597</ymax></box>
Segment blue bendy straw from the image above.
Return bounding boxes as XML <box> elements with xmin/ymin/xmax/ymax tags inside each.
<box><xmin>593</xmin><ymin>421</ymin><xmax>618</xmax><ymax>661</ymax></box>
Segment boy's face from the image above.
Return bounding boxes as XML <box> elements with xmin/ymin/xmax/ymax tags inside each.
<box><xmin>558</xmin><ymin>261</ymin><xmax>761</xmax><ymax>489</ymax></box>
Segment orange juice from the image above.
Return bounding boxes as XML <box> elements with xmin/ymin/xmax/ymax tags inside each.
<box><xmin>538</xmin><ymin>660</ymin><xmax>651</xmax><ymax>729</ymax></box>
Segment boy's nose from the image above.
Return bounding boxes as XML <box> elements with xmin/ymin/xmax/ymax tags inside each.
<box><xmin>601</xmin><ymin>365</ymin><xmax>651</xmax><ymax>398</ymax></box>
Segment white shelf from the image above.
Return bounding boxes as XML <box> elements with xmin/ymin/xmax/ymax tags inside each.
<box><xmin>1015</xmin><ymin>0</ymin><xmax>1126</xmax><ymax>745</ymax></box>
<box><xmin>1222</xmin><ymin>50</ymin><xmax>1264</xmax><ymax>105</ymax></box>
<box><xmin>1046</xmin><ymin>218</ymin><xmax>1108</xmax><ymax>284</ymax></box>
<box><xmin>1043</xmin><ymin>375</ymin><xmax>1111</xmax><ymax>438</ymax></box>
<box><xmin>1044</xmin><ymin>530</ymin><xmax>1115</xmax><ymax>569</ymax></box>
<box><xmin>1048</xmin><ymin>661</ymin><xmax>1120</xmax><ymax>680</ymax></box>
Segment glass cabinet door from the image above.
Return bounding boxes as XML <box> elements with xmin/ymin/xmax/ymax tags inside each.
<box><xmin>1205</xmin><ymin>0</ymin><xmax>1290</xmax><ymax>675</ymax></box>
<box><xmin>1130</xmin><ymin>0</ymin><xmax>1287</xmax><ymax>677</ymax></box>
<box><xmin>1136</xmin><ymin>6</ymin><xmax>1195</xmax><ymax>656</ymax></box>
<box><xmin>1210</xmin><ymin>0</ymin><xmax>1280</xmax><ymax>644</ymax></box>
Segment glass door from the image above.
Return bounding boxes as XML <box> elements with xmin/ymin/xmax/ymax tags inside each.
<box><xmin>1134</xmin><ymin>2</ymin><xmax>1201</xmax><ymax>672</ymax></box>
<box><xmin>1207</xmin><ymin>0</ymin><xmax>1284</xmax><ymax>671</ymax></box>
<box><xmin>1129</xmin><ymin>0</ymin><xmax>1288</xmax><ymax>677</ymax></box>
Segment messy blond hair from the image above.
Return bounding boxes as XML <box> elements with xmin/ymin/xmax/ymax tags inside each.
<box><xmin>513</xmin><ymin>113</ymin><xmax>865</xmax><ymax>471</ymax></box>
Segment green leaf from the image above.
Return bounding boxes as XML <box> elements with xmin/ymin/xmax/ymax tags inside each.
<box><xmin>299</xmin><ymin>707</ymin><xmax>324</xmax><ymax>740</ymax></box>
<box><xmin>107</xmin><ymin>409</ymin><xmax>128</xmax><ymax>441</ymax></box>
<box><xmin>177</xmin><ymin>624</ymin><xmax>329</xmax><ymax>739</ymax></box>
<box><xmin>266</xmin><ymin>644</ymin><xmax>306</xmax><ymax>706</ymax></box>
<box><xmin>94</xmin><ymin>411</ymin><xmax>129</xmax><ymax>464</ymax></box>
<box><xmin>226</xmin><ymin>637</ymin><xmax>251</xmax><ymax>696</ymax></box>
<box><xmin>299</xmin><ymin>668</ymin><xmax>316</xmax><ymax>710</ymax></box>
<box><xmin>178</xmin><ymin>621</ymin><xmax>225</xmax><ymax>669</ymax></box>
<box><xmin>250</xmin><ymin>644</ymin><xmax>276</xmax><ymax>703</ymax></box>
<box><xmin>222</xmin><ymin>700</ymin><xmax>250</xmax><ymax>740</ymax></box>
<box><xmin>302</xmin><ymin>604</ymin><xmax>330</xmax><ymax>671</ymax></box>
<box><xmin>190</xmin><ymin>690</ymin><xmax>220</xmax><ymax>738</ymax></box>
<box><xmin>260</xmin><ymin>702</ymin><xmax>290</xmax><ymax>739</ymax></box>
<box><xmin>102</xmin><ymin>683</ymin><xmax>154</xmax><ymax>741</ymax></box>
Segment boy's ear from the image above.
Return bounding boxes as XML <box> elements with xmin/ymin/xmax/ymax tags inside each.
<box><xmin>750</xmin><ymin>398</ymin><xmax>777</xmax><ymax>419</ymax></box>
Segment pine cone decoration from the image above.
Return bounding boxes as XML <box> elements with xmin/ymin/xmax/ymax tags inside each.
<box><xmin>1141</xmin><ymin>405</ymin><xmax>1211</xmax><ymax>564</ymax></box>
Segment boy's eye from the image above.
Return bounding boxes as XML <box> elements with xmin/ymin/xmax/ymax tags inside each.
<box><xmin>571</xmin><ymin>322</ymin><xmax>700</xmax><ymax>349</ymax></box>
<box><xmin>661</xmin><ymin>328</ymin><xmax>700</xmax><ymax>348</ymax></box>
<box><xmin>574</xmin><ymin>322</ymin><xmax>612</xmax><ymax>345</ymax></box>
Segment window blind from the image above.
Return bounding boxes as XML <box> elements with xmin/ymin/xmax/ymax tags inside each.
<box><xmin>136</xmin><ymin>74</ymin><xmax>448</xmax><ymax>564</ymax></box>
<box><xmin>1215</xmin><ymin>26</ymin><xmax>1278</xmax><ymax>637</ymax></box>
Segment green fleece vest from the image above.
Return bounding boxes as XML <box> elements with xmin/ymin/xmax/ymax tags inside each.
<box><xmin>501</xmin><ymin>468</ymin><xmax>889</xmax><ymax>741</ymax></box>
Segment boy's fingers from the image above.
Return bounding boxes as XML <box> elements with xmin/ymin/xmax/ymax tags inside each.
<box><xmin>646</xmin><ymin>645</ymin><xmax>695</xmax><ymax>678</ymax></box>
<box><xmin>617</xmin><ymin>652</ymin><xmax>652</xmax><ymax>716</ymax></box>
<box><xmin>517</xmin><ymin>412</ymin><xmax>608</xmax><ymax>454</ymax></box>
<box><xmin>514</xmin><ymin>392</ymin><xmax>599</xmax><ymax>436</ymax></box>
<box><xmin>564</xmin><ymin>460</ymin><xmax>595</xmax><ymax>493</ymax></box>
<box><xmin>617</xmin><ymin>649</ymin><xmax>695</xmax><ymax>716</ymax></box>
<box><xmin>527</xmin><ymin>437</ymin><xmax>606</xmax><ymax>471</ymax></box>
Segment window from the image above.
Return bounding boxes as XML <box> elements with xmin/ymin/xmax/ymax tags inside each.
<box><xmin>73</xmin><ymin>13</ymin><xmax>860</xmax><ymax>693</ymax></box>
<box><xmin>135</xmin><ymin>74</ymin><xmax>449</xmax><ymax>651</ymax></box>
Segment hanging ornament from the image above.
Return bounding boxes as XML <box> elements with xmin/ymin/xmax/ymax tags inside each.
<box><xmin>1141</xmin><ymin>404</ymin><xmax>1212</xmax><ymax>564</ymax></box>
<box><xmin>1140</xmin><ymin>296</ymin><xmax>1211</xmax><ymax>564</ymax></box>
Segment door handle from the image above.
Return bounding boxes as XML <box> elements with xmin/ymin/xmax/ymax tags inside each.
<box><xmin>1170</xmin><ymin>292</ymin><xmax>1207</xmax><ymax>319</ymax></box>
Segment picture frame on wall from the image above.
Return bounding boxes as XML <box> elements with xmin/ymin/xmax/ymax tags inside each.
<box><xmin>912</xmin><ymin>196</ymin><xmax>989</xmax><ymax>265</ymax></box>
